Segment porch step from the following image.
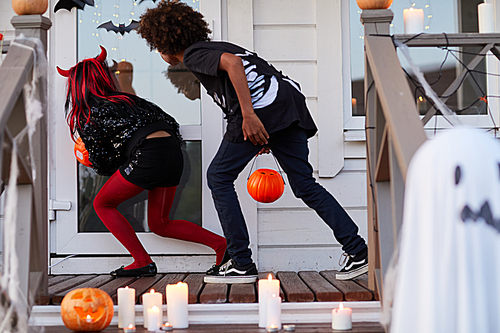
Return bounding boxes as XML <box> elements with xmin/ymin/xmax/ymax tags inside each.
<box><xmin>37</xmin><ymin>270</ymin><xmax>379</xmax><ymax>306</ymax></box>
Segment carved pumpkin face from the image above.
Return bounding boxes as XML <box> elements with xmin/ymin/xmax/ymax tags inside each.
<box><xmin>74</xmin><ymin>137</ymin><xmax>92</xmax><ymax>168</ymax></box>
<box><xmin>247</xmin><ymin>168</ymin><xmax>285</xmax><ymax>203</ymax></box>
<box><xmin>61</xmin><ymin>288</ymin><xmax>114</xmax><ymax>332</ymax></box>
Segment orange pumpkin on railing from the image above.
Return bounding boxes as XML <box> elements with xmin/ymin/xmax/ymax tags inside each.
<box><xmin>356</xmin><ymin>0</ymin><xmax>393</xmax><ymax>10</ymax></box>
<box><xmin>74</xmin><ymin>137</ymin><xmax>92</xmax><ymax>167</ymax></box>
<box><xmin>247</xmin><ymin>168</ymin><xmax>285</xmax><ymax>203</ymax></box>
<box><xmin>12</xmin><ymin>0</ymin><xmax>48</xmax><ymax>15</ymax></box>
<box><xmin>60</xmin><ymin>288</ymin><xmax>114</xmax><ymax>332</ymax></box>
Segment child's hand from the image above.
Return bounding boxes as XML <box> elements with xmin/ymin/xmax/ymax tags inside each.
<box><xmin>256</xmin><ymin>147</ymin><xmax>271</xmax><ymax>155</ymax></box>
<box><xmin>242</xmin><ymin>113</ymin><xmax>269</xmax><ymax>145</ymax></box>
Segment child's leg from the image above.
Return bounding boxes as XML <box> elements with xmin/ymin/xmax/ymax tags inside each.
<box><xmin>94</xmin><ymin>171</ymin><xmax>152</xmax><ymax>269</ymax></box>
<box><xmin>147</xmin><ymin>186</ymin><xmax>227</xmax><ymax>265</ymax></box>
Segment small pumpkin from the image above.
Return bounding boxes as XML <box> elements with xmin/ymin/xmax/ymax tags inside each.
<box><xmin>356</xmin><ymin>0</ymin><xmax>393</xmax><ymax>10</ymax></box>
<box><xmin>74</xmin><ymin>137</ymin><xmax>92</xmax><ymax>167</ymax></box>
<box><xmin>11</xmin><ymin>0</ymin><xmax>48</xmax><ymax>15</ymax></box>
<box><xmin>61</xmin><ymin>288</ymin><xmax>114</xmax><ymax>332</ymax></box>
<box><xmin>247</xmin><ymin>168</ymin><xmax>285</xmax><ymax>203</ymax></box>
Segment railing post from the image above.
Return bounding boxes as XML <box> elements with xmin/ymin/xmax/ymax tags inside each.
<box><xmin>360</xmin><ymin>9</ymin><xmax>393</xmax><ymax>298</ymax></box>
<box><xmin>10</xmin><ymin>14</ymin><xmax>51</xmax><ymax>306</ymax></box>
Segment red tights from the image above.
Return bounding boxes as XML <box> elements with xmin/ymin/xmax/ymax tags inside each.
<box><xmin>94</xmin><ymin>171</ymin><xmax>227</xmax><ymax>270</ymax></box>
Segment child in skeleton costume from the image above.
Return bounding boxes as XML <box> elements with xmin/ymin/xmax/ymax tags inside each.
<box><xmin>139</xmin><ymin>0</ymin><xmax>368</xmax><ymax>283</ymax></box>
<box><xmin>57</xmin><ymin>46</ymin><xmax>227</xmax><ymax>277</ymax></box>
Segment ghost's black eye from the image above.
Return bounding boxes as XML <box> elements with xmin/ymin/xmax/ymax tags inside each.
<box><xmin>455</xmin><ymin>166</ymin><xmax>461</xmax><ymax>185</ymax></box>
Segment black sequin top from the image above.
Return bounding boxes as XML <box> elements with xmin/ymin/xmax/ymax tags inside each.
<box><xmin>77</xmin><ymin>94</ymin><xmax>182</xmax><ymax>176</ymax></box>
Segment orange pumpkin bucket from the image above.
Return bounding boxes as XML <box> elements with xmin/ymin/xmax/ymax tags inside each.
<box><xmin>74</xmin><ymin>137</ymin><xmax>92</xmax><ymax>167</ymax></box>
<box><xmin>247</xmin><ymin>153</ymin><xmax>285</xmax><ymax>203</ymax></box>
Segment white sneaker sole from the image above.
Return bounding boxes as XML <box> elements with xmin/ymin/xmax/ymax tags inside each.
<box><xmin>335</xmin><ymin>264</ymin><xmax>369</xmax><ymax>280</ymax></box>
<box><xmin>204</xmin><ymin>275</ymin><xmax>257</xmax><ymax>284</ymax></box>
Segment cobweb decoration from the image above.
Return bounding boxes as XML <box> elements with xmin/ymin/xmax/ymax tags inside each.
<box><xmin>0</xmin><ymin>35</ymin><xmax>46</xmax><ymax>333</ymax></box>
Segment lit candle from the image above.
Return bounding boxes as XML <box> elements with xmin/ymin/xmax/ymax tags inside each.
<box><xmin>85</xmin><ymin>314</ymin><xmax>92</xmax><ymax>323</ymax></box>
<box><xmin>266</xmin><ymin>294</ymin><xmax>281</xmax><ymax>330</ymax></box>
<box><xmin>142</xmin><ymin>289</ymin><xmax>163</xmax><ymax>329</ymax></box>
<box><xmin>403</xmin><ymin>7</ymin><xmax>424</xmax><ymax>34</ymax></box>
<box><xmin>332</xmin><ymin>302</ymin><xmax>352</xmax><ymax>331</ymax></box>
<box><xmin>161</xmin><ymin>322</ymin><xmax>173</xmax><ymax>331</ymax></box>
<box><xmin>118</xmin><ymin>286</ymin><xmax>135</xmax><ymax>328</ymax></box>
<box><xmin>351</xmin><ymin>98</ymin><xmax>357</xmax><ymax>114</ymax></box>
<box><xmin>283</xmin><ymin>324</ymin><xmax>296</xmax><ymax>331</ymax></box>
<box><xmin>147</xmin><ymin>305</ymin><xmax>160</xmax><ymax>332</ymax></box>
<box><xmin>258</xmin><ymin>274</ymin><xmax>280</xmax><ymax>328</ymax></box>
<box><xmin>266</xmin><ymin>324</ymin><xmax>279</xmax><ymax>332</ymax></box>
<box><xmin>123</xmin><ymin>324</ymin><xmax>136</xmax><ymax>333</ymax></box>
<box><xmin>166</xmin><ymin>282</ymin><xmax>189</xmax><ymax>328</ymax></box>
<box><xmin>478</xmin><ymin>3</ymin><xmax>495</xmax><ymax>33</ymax></box>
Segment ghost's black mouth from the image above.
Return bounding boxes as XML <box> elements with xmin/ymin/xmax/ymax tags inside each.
<box><xmin>461</xmin><ymin>201</ymin><xmax>500</xmax><ymax>233</ymax></box>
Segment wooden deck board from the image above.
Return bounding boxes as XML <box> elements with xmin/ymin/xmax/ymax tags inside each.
<box><xmin>48</xmin><ymin>275</ymin><xmax>75</xmax><ymax>287</ymax></box>
<box><xmin>99</xmin><ymin>276</ymin><xmax>138</xmax><ymax>303</ymax></box>
<box><xmin>183</xmin><ymin>273</ymin><xmax>205</xmax><ymax>304</ymax></box>
<box><xmin>200</xmin><ymin>283</ymin><xmax>228</xmax><ymax>304</ymax></box>
<box><xmin>47</xmin><ymin>275</ymin><xmax>97</xmax><ymax>296</ymax></box>
<box><xmin>276</xmin><ymin>271</ymin><xmax>315</xmax><ymax>302</ymax></box>
<box><xmin>228</xmin><ymin>283</ymin><xmax>256</xmax><ymax>303</ymax></box>
<box><xmin>320</xmin><ymin>271</ymin><xmax>373</xmax><ymax>301</ymax></box>
<box><xmin>299</xmin><ymin>271</ymin><xmax>344</xmax><ymax>302</ymax></box>
<box><xmin>353</xmin><ymin>274</ymin><xmax>380</xmax><ymax>301</ymax></box>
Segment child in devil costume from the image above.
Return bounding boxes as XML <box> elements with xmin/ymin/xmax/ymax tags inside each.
<box><xmin>57</xmin><ymin>46</ymin><xmax>227</xmax><ymax>277</ymax></box>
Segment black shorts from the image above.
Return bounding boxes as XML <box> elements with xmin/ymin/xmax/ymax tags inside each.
<box><xmin>119</xmin><ymin>136</ymin><xmax>183</xmax><ymax>190</ymax></box>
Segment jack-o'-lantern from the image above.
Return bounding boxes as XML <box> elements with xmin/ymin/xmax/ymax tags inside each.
<box><xmin>61</xmin><ymin>288</ymin><xmax>114</xmax><ymax>332</ymax></box>
<box><xmin>74</xmin><ymin>137</ymin><xmax>92</xmax><ymax>167</ymax></box>
<box><xmin>356</xmin><ymin>0</ymin><xmax>393</xmax><ymax>10</ymax></box>
<box><xmin>11</xmin><ymin>0</ymin><xmax>48</xmax><ymax>15</ymax></box>
<box><xmin>247</xmin><ymin>168</ymin><xmax>285</xmax><ymax>203</ymax></box>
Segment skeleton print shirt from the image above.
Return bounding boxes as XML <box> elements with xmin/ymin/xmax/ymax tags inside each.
<box><xmin>183</xmin><ymin>41</ymin><xmax>317</xmax><ymax>142</ymax></box>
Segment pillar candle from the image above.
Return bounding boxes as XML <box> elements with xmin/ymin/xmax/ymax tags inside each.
<box><xmin>332</xmin><ymin>302</ymin><xmax>352</xmax><ymax>330</ymax></box>
<box><xmin>117</xmin><ymin>286</ymin><xmax>135</xmax><ymax>328</ymax></box>
<box><xmin>142</xmin><ymin>289</ymin><xmax>163</xmax><ymax>329</ymax></box>
<box><xmin>147</xmin><ymin>305</ymin><xmax>161</xmax><ymax>331</ymax></box>
<box><xmin>166</xmin><ymin>282</ymin><xmax>189</xmax><ymax>328</ymax></box>
<box><xmin>403</xmin><ymin>8</ymin><xmax>424</xmax><ymax>34</ymax></box>
<box><xmin>478</xmin><ymin>3</ymin><xmax>495</xmax><ymax>33</ymax></box>
<box><xmin>258</xmin><ymin>274</ymin><xmax>280</xmax><ymax>328</ymax></box>
<box><xmin>266</xmin><ymin>294</ymin><xmax>282</xmax><ymax>330</ymax></box>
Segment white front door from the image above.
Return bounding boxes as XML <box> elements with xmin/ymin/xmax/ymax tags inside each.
<box><xmin>49</xmin><ymin>0</ymin><xmax>225</xmax><ymax>273</ymax></box>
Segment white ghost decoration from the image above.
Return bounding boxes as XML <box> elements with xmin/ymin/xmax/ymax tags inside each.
<box><xmin>391</xmin><ymin>127</ymin><xmax>500</xmax><ymax>333</ymax></box>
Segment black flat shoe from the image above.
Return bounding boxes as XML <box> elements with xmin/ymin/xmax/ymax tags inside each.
<box><xmin>205</xmin><ymin>250</ymin><xmax>231</xmax><ymax>276</ymax></box>
<box><xmin>110</xmin><ymin>262</ymin><xmax>157</xmax><ymax>277</ymax></box>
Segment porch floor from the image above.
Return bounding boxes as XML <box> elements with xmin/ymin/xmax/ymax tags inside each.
<box><xmin>38</xmin><ymin>271</ymin><xmax>379</xmax><ymax>305</ymax></box>
<box><xmin>40</xmin><ymin>322</ymin><xmax>385</xmax><ymax>332</ymax></box>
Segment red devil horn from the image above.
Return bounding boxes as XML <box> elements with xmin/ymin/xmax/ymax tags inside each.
<box><xmin>96</xmin><ymin>45</ymin><xmax>107</xmax><ymax>63</ymax></box>
<box><xmin>56</xmin><ymin>66</ymin><xmax>70</xmax><ymax>78</ymax></box>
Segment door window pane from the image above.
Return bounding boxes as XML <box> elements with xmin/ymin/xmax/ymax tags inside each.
<box><xmin>350</xmin><ymin>0</ymin><xmax>486</xmax><ymax>117</ymax></box>
<box><xmin>76</xmin><ymin>0</ymin><xmax>202</xmax><ymax>232</ymax></box>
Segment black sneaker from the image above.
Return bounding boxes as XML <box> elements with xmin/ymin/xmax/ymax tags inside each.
<box><xmin>204</xmin><ymin>259</ymin><xmax>258</xmax><ymax>284</ymax></box>
<box><xmin>205</xmin><ymin>250</ymin><xmax>231</xmax><ymax>276</ymax></box>
<box><xmin>335</xmin><ymin>249</ymin><xmax>368</xmax><ymax>280</ymax></box>
<box><xmin>110</xmin><ymin>262</ymin><xmax>157</xmax><ymax>277</ymax></box>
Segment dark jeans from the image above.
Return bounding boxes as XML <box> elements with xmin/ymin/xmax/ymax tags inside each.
<box><xmin>207</xmin><ymin>125</ymin><xmax>367</xmax><ymax>266</ymax></box>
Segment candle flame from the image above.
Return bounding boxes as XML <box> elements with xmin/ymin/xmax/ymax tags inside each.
<box><xmin>177</xmin><ymin>281</ymin><xmax>183</xmax><ymax>286</ymax></box>
<box><xmin>152</xmin><ymin>305</ymin><xmax>159</xmax><ymax>311</ymax></box>
<box><xmin>272</xmin><ymin>293</ymin><xmax>276</xmax><ymax>298</ymax></box>
<box><xmin>125</xmin><ymin>286</ymin><xmax>129</xmax><ymax>289</ymax></box>
<box><xmin>409</xmin><ymin>7</ymin><xmax>414</xmax><ymax>11</ymax></box>
<box><xmin>150</xmin><ymin>289</ymin><xmax>155</xmax><ymax>293</ymax></box>
<box><xmin>268</xmin><ymin>274</ymin><xmax>272</xmax><ymax>281</ymax></box>
<box><xmin>128</xmin><ymin>324</ymin><xmax>134</xmax><ymax>328</ymax></box>
<box><xmin>339</xmin><ymin>302</ymin><xmax>344</xmax><ymax>310</ymax></box>
<box><xmin>86</xmin><ymin>314</ymin><xmax>92</xmax><ymax>322</ymax></box>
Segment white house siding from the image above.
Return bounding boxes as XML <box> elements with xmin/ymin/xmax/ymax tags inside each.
<box><xmin>226</xmin><ymin>0</ymin><xmax>368</xmax><ymax>272</ymax></box>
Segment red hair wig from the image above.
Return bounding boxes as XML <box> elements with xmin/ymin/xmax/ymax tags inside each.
<box><xmin>61</xmin><ymin>46</ymin><xmax>132</xmax><ymax>139</ymax></box>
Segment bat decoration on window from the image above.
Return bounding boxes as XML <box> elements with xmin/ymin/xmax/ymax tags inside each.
<box><xmin>54</xmin><ymin>0</ymin><xmax>94</xmax><ymax>13</ymax></box>
<box><xmin>97</xmin><ymin>20</ymin><xmax>141</xmax><ymax>36</ymax></box>
<box><xmin>134</xmin><ymin>0</ymin><xmax>158</xmax><ymax>4</ymax></box>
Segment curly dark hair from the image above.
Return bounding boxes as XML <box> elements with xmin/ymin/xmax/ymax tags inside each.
<box><xmin>138</xmin><ymin>0</ymin><xmax>211</xmax><ymax>55</ymax></box>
